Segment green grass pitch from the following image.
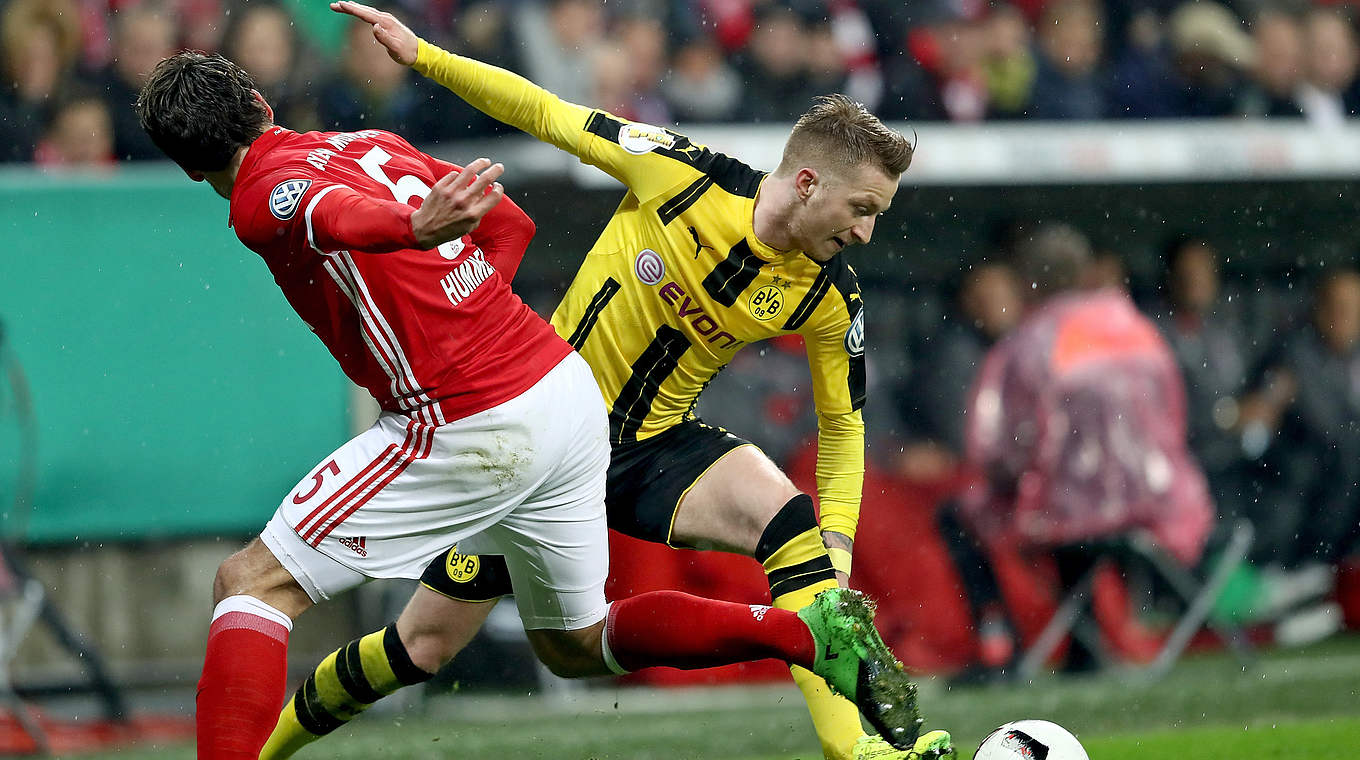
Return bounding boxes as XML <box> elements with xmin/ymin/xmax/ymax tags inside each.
<box><xmin>99</xmin><ymin>633</ymin><xmax>1360</xmax><ymax>758</ymax></box>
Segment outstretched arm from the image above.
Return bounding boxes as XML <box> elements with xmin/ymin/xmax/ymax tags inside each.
<box><xmin>331</xmin><ymin>1</ymin><xmax>590</xmax><ymax>152</ymax></box>
<box><xmin>329</xmin><ymin>2</ymin><xmax>418</xmax><ymax>65</ymax></box>
<box><xmin>331</xmin><ymin>1</ymin><xmax>714</xmax><ymax>203</ymax></box>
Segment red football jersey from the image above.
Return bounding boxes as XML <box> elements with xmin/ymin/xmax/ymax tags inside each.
<box><xmin>229</xmin><ymin>126</ymin><xmax>571</xmax><ymax>425</ymax></box>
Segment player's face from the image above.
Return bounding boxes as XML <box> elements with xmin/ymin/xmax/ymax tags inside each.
<box><xmin>186</xmin><ymin>169</ymin><xmax>233</xmax><ymax>199</ymax></box>
<box><xmin>792</xmin><ymin>162</ymin><xmax>899</xmax><ymax>262</ymax></box>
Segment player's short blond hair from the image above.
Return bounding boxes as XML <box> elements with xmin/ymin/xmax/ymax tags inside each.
<box><xmin>777</xmin><ymin>95</ymin><xmax>913</xmax><ymax>179</ymax></box>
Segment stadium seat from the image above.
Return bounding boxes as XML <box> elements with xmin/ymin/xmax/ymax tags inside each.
<box><xmin>1014</xmin><ymin>519</ymin><xmax>1256</xmax><ymax>682</ymax></box>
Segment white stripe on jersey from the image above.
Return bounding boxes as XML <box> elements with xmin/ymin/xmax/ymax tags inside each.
<box><xmin>321</xmin><ymin>257</ymin><xmax>412</xmax><ymax>409</ymax></box>
<box><xmin>336</xmin><ymin>251</ymin><xmax>444</xmax><ymax>425</ymax></box>
<box><xmin>304</xmin><ymin>184</ymin><xmax>347</xmax><ymax>255</ymax></box>
<box><xmin>304</xmin><ymin>186</ymin><xmax>444</xmax><ymax>426</ymax></box>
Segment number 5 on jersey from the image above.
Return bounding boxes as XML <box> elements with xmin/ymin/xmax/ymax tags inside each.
<box><xmin>357</xmin><ymin>146</ymin><xmax>462</xmax><ymax>260</ymax></box>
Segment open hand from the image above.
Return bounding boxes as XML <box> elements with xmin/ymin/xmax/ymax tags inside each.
<box><xmin>330</xmin><ymin>1</ymin><xmax>418</xmax><ymax>66</ymax></box>
<box><xmin>410</xmin><ymin>158</ymin><xmax>505</xmax><ymax>249</ymax></box>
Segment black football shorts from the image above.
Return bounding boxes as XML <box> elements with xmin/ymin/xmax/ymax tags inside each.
<box><xmin>605</xmin><ymin>418</ymin><xmax>752</xmax><ymax>546</ymax></box>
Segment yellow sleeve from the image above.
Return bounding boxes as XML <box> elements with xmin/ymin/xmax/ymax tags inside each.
<box><xmin>413</xmin><ymin>40</ymin><xmax>700</xmax><ymax>202</ymax></box>
<box><xmin>814</xmin><ymin>407</ymin><xmax>865</xmax><ymax>541</ymax></box>
<box><xmin>803</xmin><ymin>321</ymin><xmax>866</xmax><ymax>541</ymax></box>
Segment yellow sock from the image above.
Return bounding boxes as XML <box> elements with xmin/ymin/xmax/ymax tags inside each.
<box><xmin>790</xmin><ymin>663</ymin><xmax>864</xmax><ymax>760</ymax></box>
<box><xmin>260</xmin><ymin>626</ymin><xmax>432</xmax><ymax>760</ymax></box>
<box><xmin>756</xmin><ymin>495</ymin><xmax>864</xmax><ymax>760</ymax></box>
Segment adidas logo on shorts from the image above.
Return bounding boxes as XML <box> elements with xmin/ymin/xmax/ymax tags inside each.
<box><xmin>338</xmin><ymin>536</ymin><xmax>368</xmax><ymax>557</ymax></box>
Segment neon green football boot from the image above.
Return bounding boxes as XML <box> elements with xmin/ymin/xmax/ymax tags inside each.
<box><xmin>853</xmin><ymin>731</ymin><xmax>955</xmax><ymax>759</ymax></box>
<box><xmin>798</xmin><ymin>588</ymin><xmax>924</xmax><ymax>750</ymax></box>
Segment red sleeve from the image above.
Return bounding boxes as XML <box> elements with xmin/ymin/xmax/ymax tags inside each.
<box><xmin>423</xmin><ymin>156</ymin><xmax>536</xmax><ymax>282</ymax></box>
<box><xmin>305</xmin><ymin>184</ymin><xmax>421</xmax><ymax>254</ymax></box>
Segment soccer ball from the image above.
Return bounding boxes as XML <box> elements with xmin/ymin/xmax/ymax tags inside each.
<box><xmin>973</xmin><ymin>720</ymin><xmax>1088</xmax><ymax>760</ymax></box>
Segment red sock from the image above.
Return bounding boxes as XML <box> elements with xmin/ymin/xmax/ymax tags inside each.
<box><xmin>603</xmin><ymin>590</ymin><xmax>815</xmax><ymax>672</ymax></box>
<box><xmin>196</xmin><ymin>595</ymin><xmax>292</xmax><ymax>759</ymax></box>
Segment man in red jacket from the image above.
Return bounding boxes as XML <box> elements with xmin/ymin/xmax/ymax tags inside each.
<box><xmin>961</xmin><ymin>223</ymin><xmax>1213</xmax><ymax>671</ymax></box>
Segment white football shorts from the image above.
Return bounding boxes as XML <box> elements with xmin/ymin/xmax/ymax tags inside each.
<box><xmin>261</xmin><ymin>352</ymin><xmax>609</xmax><ymax>630</ymax></box>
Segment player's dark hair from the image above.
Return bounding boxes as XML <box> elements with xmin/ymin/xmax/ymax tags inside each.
<box><xmin>1013</xmin><ymin>222</ymin><xmax>1092</xmax><ymax>299</ymax></box>
<box><xmin>778</xmin><ymin>94</ymin><xmax>913</xmax><ymax>178</ymax></box>
<box><xmin>136</xmin><ymin>51</ymin><xmax>271</xmax><ymax>172</ymax></box>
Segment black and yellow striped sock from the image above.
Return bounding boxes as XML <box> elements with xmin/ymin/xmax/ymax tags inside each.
<box><xmin>756</xmin><ymin>494</ymin><xmax>864</xmax><ymax>760</ymax></box>
<box><xmin>259</xmin><ymin>625</ymin><xmax>433</xmax><ymax>760</ymax></box>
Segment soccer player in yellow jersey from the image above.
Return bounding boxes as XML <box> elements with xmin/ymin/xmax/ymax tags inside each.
<box><xmin>262</xmin><ymin>4</ymin><xmax>953</xmax><ymax>759</ymax></box>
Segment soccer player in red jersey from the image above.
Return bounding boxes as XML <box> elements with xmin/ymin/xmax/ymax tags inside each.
<box><xmin>137</xmin><ymin>52</ymin><xmax>926</xmax><ymax>759</ymax></box>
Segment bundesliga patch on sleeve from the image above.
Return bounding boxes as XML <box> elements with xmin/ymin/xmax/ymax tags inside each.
<box><xmin>843</xmin><ymin>310</ymin><xmax>864</xmax><ymax>356</ymax></box>
<box><xmin>617</xmin><ymin>122</ymin><xmax>676</xmax><ymax>155</ymax></box>
<box><xmin>269</xmin><ymin>179</ymin><xmax>312</xmax><ymax>220</ymax></box>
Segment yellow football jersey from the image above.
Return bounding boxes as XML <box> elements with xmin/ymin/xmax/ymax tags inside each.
<box><xmin>415</xmin><ymin>42</ymin><xmax>867</xmax><ymax>539</ymax></box>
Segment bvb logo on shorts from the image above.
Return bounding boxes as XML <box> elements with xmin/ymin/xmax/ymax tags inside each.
<box><xmin>748</xmin><ymin>285</ymin><xmax>784</xmax><ymax>321</ymax></box>
<box><xmin>445</xmin><ymin>549</ymin><xmax>481</xmax><ymax>582</ymax></box>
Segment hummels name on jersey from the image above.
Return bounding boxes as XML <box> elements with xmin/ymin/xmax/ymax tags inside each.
<box><xmin>441</xmin><ymin>249</ymin><xmax>495</xmax><ymax>307</ymax></box>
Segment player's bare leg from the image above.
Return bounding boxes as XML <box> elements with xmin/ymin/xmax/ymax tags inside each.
<box><xmin>671</xmin><ymin>446</ymin><xmax>901</xmax><ymax>760</ymax></box>
<box><xmin>262</xmin><ymin>584</ymin><xmax>495</xmax><ymax>759</ymax></box>
<box><xmin>199</xmin><ymin>539</ymin><xmax>313</xmax><ymax>759</ymax></box>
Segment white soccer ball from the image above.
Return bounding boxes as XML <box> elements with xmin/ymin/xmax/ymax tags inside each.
<box><xmin>973</xmin><ymin>720</ymin><xmax>1089</xmax><ymax>760</ymax></box>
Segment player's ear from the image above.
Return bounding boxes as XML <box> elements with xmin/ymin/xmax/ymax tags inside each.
<box><xmin>795</xmin><ymin>168</ymin><xmax>818</xmax><ymax>202</ymax></box>
<box><xmin>250</xmin><ymin>89</ymin><xmax>275</xmax><ymax>122</ymax></box>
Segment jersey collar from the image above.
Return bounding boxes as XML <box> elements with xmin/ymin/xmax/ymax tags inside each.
<box><xmin>228</xmin><ymin>126</ymin><xmax>295</xmax><ymax>228</ymax></box>
<box><xmin>746</xmin><ymin>229</ymin><xmax>793</xmax><ymax>262</ymax></box>
<box><xmin>745</xmin><ymin>184</ymin><xmax>806</xmax><ymax>263</ymax></box>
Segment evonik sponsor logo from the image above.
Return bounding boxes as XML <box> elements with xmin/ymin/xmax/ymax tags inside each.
<box><xmin>656</xmin><ymin>281</ymin><xmax>742</xmax><ymax>349</ymax></box>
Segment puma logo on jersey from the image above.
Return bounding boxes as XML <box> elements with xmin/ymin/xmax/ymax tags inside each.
<box><xmin>657</xmin><ymin>281</ymin><xmax>742</xmax><ymax>349</ymax></box>
<box><xmin>337</xmin><ymin>535</ymin><xmax>367</xmax><ymax>557</ymax></box>
<box><xmin>441</xmin><ymin>249</ymin><xmax>495</xmax><ymax>307</ymax></box>
<box><xmin>688</xmin><ymin>226</ymin><xmax>714</xmax><ymax>259</ymax></box>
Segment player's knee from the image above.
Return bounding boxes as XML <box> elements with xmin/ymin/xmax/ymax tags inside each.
<box><xmin>753</xmin><ymin>493</ymin><xmax>819</xmax><ymax>564</ymax></box>
<box><xmin>730</xmin><ymin>485</ymin><xmax>802</xmax><ymax>553</ymax></box>
<box><xmin>212</xmin><ymin>551</ymin><xmax>257</xmax><ymax>604</ymax></box>
<box><xmin>539</xmin><ymin>651</ymin><xmax>601</xmax><ymax>679</ymax></box>
<box><xmin>528</xmin><ymin>627</ymin><xmax>609</xmax><ymax>679</ymax></box>
<box><xmin>210</xmin><ymin>541</ymin><xmax>311</xmax><ymax>615</ymax></box>
<box><xmin>399</xmin><ymin>628</ymin><xmax>460</xmax><ymax>674</ymax></box>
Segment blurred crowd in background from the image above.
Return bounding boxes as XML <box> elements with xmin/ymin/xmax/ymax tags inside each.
<box><xmin>4</xmin><ymin>0</ymin><xmax>1360</xmax><ymax>167</ymax></box>
<box><xmin>698</xmin><ymin>222</ymin><xmax>1360</xmax><ymax>670</ymax></box>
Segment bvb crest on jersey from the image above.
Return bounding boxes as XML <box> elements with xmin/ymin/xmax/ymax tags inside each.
<box><xmin>748</xmin><ymin>285</ymin><xmax>784</xmax><ymax>321</ymax></box>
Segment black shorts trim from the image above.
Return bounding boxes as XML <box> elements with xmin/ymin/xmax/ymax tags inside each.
<box><xmin>419</xmin><ymin>547</ymin><xmax>513</xmax><ymax>602</ymax></box>
<box><xmin>605</xmin><ymin>419</ymin><xmax>752</xmax><ymax>546</ymax></box>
